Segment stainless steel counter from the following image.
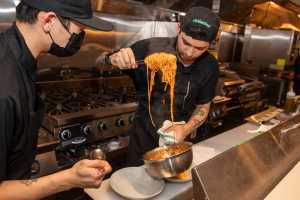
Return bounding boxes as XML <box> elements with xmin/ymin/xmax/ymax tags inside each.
<box><xmin>85</xmin><ymin>122</ymin><xmax>259</xmax><ymax>200</ymax></box>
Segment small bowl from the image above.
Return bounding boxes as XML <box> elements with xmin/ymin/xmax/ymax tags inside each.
<box><xmin>89</xmin><ymin>148</ymin><xmax>106</xmax><ymax>160</ymax></box>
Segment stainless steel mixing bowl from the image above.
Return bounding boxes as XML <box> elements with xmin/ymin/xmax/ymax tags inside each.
<box><xmin>143</xmin><ymin>142</ymin><xmax>193</xmax><ymax>179</ymax></box>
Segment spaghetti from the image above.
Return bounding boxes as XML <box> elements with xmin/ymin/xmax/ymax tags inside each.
<box><xmin>144</xmin><ymin>52</ymin><xmax>177</xmax><ymax>127</ymax></box>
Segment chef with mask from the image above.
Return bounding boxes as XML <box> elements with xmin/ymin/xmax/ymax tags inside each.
<box><xmin>0</xmin><ymin>0</ymin><xmax>113</xmax><ymax>199</ymax></box>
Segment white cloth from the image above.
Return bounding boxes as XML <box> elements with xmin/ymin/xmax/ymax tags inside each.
<box><xmin>247</xmin><ymin>119</ymin><xmax>280</xmax><ymax>134</ymax></box>
<box><xmin>157</xmin><ymin>120</ymin><xmax>186</xmax><ymax>146</ymax></box>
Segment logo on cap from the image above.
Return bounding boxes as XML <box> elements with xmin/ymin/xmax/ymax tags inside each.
<box><xmin>192</xmin><ymin>19</ymin><xmax>211</xmax><ymax>28</ymax></box>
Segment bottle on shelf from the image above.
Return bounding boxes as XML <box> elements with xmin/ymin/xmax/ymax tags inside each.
<box><xmin>284</xmin><ymin>81</ymin><xmax>296</xmax><ymax>113</ymax></box>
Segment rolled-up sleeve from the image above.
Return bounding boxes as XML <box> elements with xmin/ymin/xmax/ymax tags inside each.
<box><xmin>0</xmin><ymin>97</ymin><xmax>15</xmax><ymax>181</ymax></box>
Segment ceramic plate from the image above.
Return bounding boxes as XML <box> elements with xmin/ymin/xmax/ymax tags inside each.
<box><xmin>110</xmin><ymin>167</ymin><xmax>165</xmax><ymax>200</ymax></box>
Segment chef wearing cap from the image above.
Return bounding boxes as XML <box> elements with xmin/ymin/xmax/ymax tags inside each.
<box><xmin>102</xmin><ymin>7</ymin><xmax>220</xmax><ymax>166</ymax></box>
<box><xmin>0</xmin><ymin>0</ymin><xmax>113</xmax><ymax>199</ymax></box>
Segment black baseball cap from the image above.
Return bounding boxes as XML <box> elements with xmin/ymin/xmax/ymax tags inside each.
<box><xmin>181</xmin><ymin>7</ymin><xmax>220</xmax><ymax>42</ymax></box>
<box><xmin>21</xmin><ymin>0</ymin><xmax>113</xmax><ymax>31</ymax></box>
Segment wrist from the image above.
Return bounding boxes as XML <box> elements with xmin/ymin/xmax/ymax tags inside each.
<box><xmin>182</xmin><ymin>124</ymin><xmax>192</xmax><ymax>138</ymax></box>
<box><xmin>59</xmin><ymin>169</ymin><xmax>77</xmax><ymax>190</ymax></box>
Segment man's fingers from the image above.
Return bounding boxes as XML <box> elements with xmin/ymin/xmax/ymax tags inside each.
<box><xmin>110</xmin><ymin>48</ymin><xmax>137</xmax><ymax>69</ymax></box>
<box><xmin>163</xmin><ymin>125</ymin><xmax>176</xmax><ymax>133</ymax></box>
<box><xmin>120</xmin><ymin>49</ymin><xmax>130</xmax><ymax>67</ymax></box>
<box><xmin>127</xmin><ymin>48</ymin><xmax>137</xmax><ymax>68</ymax></box>
<box><xmin>119</xmin><ymin>53</ymin><xmax>127</xmax><ymax>69</ymax></box>
<box><xmin>84</xmin><ymin>159</ymin><xmax>109</xmax><ymax>168</ymax></box>
<box><xmin>110</xmin><ymin>54</ymin><xmax>119</xmax><ymax>66</ymax></box>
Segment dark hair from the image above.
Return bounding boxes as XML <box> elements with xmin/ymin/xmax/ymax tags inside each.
<box><xmin>16</xmin><ymin>2</ymin><xmax>70</xmax><ymax>28</ymax></box>
<box><xmin>16</xmin><ymin>1</ymin><xmax>40</xmax><ymax>24</ymax></box>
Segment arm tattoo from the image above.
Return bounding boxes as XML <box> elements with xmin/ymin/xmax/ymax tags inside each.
<box><xmin>19</xmin><ymin>178</ymin><xmax>38</xmax><ymax>186</ymax></box>
<box><xmin>192</xmin><ymin>106</ymin><xmax>208</xmax><ymax>122</ymax></box>
<box><xmin>184</xmin><ymin>104</ymin><xmax>210</xmax><ymax>135</ymax></box>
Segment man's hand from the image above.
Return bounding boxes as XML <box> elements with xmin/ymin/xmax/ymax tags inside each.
<box><xmin>163</xmin><ymin>124</ymin><xmax>189</xmax><ymax>143</ymax></box>
<box><xmin>0</xmin><ymin>159</ymin><xmax>112</xmax><ymax>200</ymax></box>
<box><xmin>67</xmin><ymin>159</ymin><xmax>112</xmax><ymax>189</ymax></box>
<box><xmin>162</xmin><ymin>103</ymin><xmax>211</xmax><ymax>144</ymax></box>
<box><xmin>109</xmin><ymin>48</ymin><xmax>138</xmax><ymax>69</ymax></box>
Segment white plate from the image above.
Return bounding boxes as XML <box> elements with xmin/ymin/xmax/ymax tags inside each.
<box><xmin>110</xmin><ymin>167</ymin><xmax>165</xmax><ymax>200</ymax></box>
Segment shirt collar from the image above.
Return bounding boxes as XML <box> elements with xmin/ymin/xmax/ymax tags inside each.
<box><xmin>11</xmin><ymin>23</ymin><xmax>37</xmax><ymax>81</ymax></box>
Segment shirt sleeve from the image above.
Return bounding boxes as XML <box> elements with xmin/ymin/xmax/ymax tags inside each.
<box><xmin>195</xmin><ymin>63</ymin><xmax>219</xmax><ymax>105</ymax></box>
<box><xmin>0</xmin><ymin>97</ymin><xmax>15</xmax><ymax>181</ymax></box>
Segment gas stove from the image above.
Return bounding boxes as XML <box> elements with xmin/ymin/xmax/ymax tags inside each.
<box><xmin>32</xmin><ymin>67</ymin><xmax>138</xmax><ymax>178</ymax></box>
<box><xmin>37</xmin><ymin>75</ymin><xmax>137</xmax><ymax>148</ymax></box>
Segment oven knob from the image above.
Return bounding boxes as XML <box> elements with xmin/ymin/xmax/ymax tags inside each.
<box><xmin>216</xmin><ymin>108</ymin><xmax>221</xmax><ymax>116</ymax></box>
<box><xmin>83</xmin><ymin>125</ymin><xmax>93</xmax><ymax>136</ymax></box>
<box><xmin>97</xmin><ymin>121</ymin><xmax>108</xmax><ymax>131</ymax></box>
<box><xmin>116</xmin><ymin>119</ymin><xmax>125</xmax><ymax>127</ymax></box>
<box><xmin>128</xmin><ymin>115</ymin><xmax>135</xmax><ymax>124</ymax></box>
<box><xmin>60</xmin><ymin>129</ymin><xmax>72</xmax><ymax>141</ymax></box>
<box><xmin>31</xmin><ymin>160</ymin><xmax>40</xmax><ymax>176</ymax></box>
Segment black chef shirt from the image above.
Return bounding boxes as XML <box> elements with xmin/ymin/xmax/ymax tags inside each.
<box><xmin>0</xmin><ymin>24</ymin><xmax>43</xmax><ymax>180</ymax></box>
<box><xmin>125</xmin><ymin>37</ymin><xmax>219</xmax><ymax>166</ymax></box>
<box><xmin>126</xmin><ymin>37</ymin><xmax>219</xmax><ymax>126</ymax></box>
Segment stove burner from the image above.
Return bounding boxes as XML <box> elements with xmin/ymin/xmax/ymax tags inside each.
<box><xmin>37</xmin><ymin>74</ymin><xmax>137</xmax><ymax>148</ymax></box>
<box><xmin>37</xmin><ymin>67</ymin><xmax>100</xmax><ymax>81</ymax></box>
<box><xmin>41</xmin><ymin>86</ymin><xmax>136</xmax><ymax>116</ymax></box>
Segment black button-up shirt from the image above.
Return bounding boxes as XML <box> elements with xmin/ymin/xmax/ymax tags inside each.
<box><xmin>124</xmin><ymin>37</ymin><xmax>219</xmax><ymax>166</ymax></box>
<box><xmin>0</xmin><ymin>24</ymin><xmax>43</xmax><ymax>180</ymax></box>
<box><xmin>126</xmin><ymin>37</ymin><xmax>219</xmax><ymax>127</ymax></box>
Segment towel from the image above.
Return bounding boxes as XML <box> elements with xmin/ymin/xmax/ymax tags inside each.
<box><xmin>157</xmin><ymin>120</ymin><xmax>186</xmax><ymax>146</ymax></box>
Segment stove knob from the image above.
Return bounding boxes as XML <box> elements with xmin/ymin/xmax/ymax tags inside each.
<box><xmin>128</xmin><ymin>115</ymin><xmax>135</xmax><ymax>124</ymax></box>
<box><xmin>31</xmin><ymin>160</ymin><xmax>40</xmax><ymax>175</ymax></box>
<box><xmin>97</xmin><ymin>121</ymin><xmax>108</xmax><ymax>131</ymax></box>
<box><xmin>116</xmin><ymin>119</ymin><xmax>125</xmax><ymax>127</ymax></box>
<box><xmin>83</xmin><ymin>125</ymin><xmax>93</xmax><ymax>136</ymax></box>
<box><xmin>216</xmin><ymin>108</ymin><xmax>221</xmax><ymax>116</ymax></box>
<box><xmin>60</xmin><ymin>129</ymin><xmax>72</xmax><ymax>141</ymax></box>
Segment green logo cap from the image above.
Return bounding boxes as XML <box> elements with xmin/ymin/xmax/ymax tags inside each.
<box><xmin>192</xmin><ymin>18</ymin><xmax>211</xmax><ymax>28</ymax></box>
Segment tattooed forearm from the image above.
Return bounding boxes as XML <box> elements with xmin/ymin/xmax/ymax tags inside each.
<box><xmin>185</xmin><ymin>103</ymin><xmax>211</xmax><ymax>133</ymax></box>
<box><xmin>19</xmin><ymin>178</ymin><xmax>38</xmax><ymax>186</ymax></box>
<box><xmin>192</xmin><ymin>107</ymin><xmax>208</xmax><ymax>121</ymax></box>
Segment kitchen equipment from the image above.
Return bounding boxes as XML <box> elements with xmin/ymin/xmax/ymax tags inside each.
<box><xmin>110</xmin><ymin>166</ymin><xmax>165</xmax><ymax>200</ymax></box>
<box><xmin>36</xmin><ymin>69</ymin><xmax>137</xmax><ymax>149</ymax></box>
<box><xmin>192</xmin><ymin>114</ymin><xmax>300</xmax><ymax>200</ymax></box>
<box><xmin>241</xmin><ymin>26</ymin><xmax>294</xmax><ymax>66</ymax></box>
<box><xmin>245</xmin><ymin>107</ymin><xmax>283</xmax><ymax>125</ymax></box>
<box><xmin>143</xmin><ymin>142</ymin><xmax>193</xmax><ymax>179</ymax></box>
<box><xmin>32</xmin><ymin>67</ymin><xmax>137</xmax><ymax>179</ymax></box>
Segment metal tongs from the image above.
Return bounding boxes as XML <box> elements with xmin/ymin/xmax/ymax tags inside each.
<box><xmin>135</xmin><ymin>60</ymin><xmax>145</xmax><ymax>65</ymax></box>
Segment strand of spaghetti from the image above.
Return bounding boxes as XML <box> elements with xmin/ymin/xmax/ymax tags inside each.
<box><xmin>150</xmin><ymin>70</ymin><xmax>156</xmax><ymax>127</ymax></box>
<box><xmin>147</xmin><ymin>66</ymin><xmax>155</xmax><ymax>127</ymax></box>
<box><xmin>170</xmin><ymin>79</ymin><xmax>175</xmax><ymax>121</ymax></box>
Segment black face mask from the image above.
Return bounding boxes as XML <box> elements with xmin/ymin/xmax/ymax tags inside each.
<box><xmin>48</xmin><ymin>18</ymin><xmax>86</xmax><ymax>57</ymax></box>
